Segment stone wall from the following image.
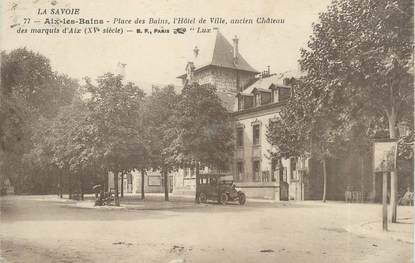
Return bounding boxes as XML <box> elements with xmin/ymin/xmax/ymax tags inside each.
<box><xmin>190</xmin><ymin>67</ymin><xmax>257</xmax><ymax>111</ymax></box>
<box><xmin>194</xmin><ymin>67</ymin><xmax>256</xmax><ymax>95</ymax></box>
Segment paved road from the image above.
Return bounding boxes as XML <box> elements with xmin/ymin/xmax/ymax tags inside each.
<box><xmin>0</xmin><ymin>195</ymin><xmax>413</xmax><ymax>263</ymax></box>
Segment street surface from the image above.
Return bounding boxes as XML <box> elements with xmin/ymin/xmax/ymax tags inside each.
<box><xmin>0</xmin><ymin>195</ymin><xmax>413</xmax><ymax>263</ymax></box>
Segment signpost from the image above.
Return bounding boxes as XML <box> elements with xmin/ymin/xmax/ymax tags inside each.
<box><xmin>373</xmin><ymin>139</ymin><xmax>398</xmax><ymax>231</ymax></box>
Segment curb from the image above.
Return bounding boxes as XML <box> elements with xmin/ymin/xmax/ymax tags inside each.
<box><xmin>345</xmin><ymin>218</ymin><xmax>414</xmax><ymax>244</ymax></box>
<box><xmin>67</xmin><ymin>200</ymin><xmax>127</xmax><ymax>210</ymax></box>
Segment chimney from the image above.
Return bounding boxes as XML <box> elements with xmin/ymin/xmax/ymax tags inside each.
<box><xmin>186</xmin><ymin>62</ymin><xmax>195</xmax><ymax>83</ymax></box>
<box><xmin>117</xmin><ymin>62</ymin><xmax>127</xmax><ymax>79</ymax></box>
<box><xmin>232</xmin><ymin>35</ymin><xmax>239</xmax><ymax>64</ymax></box>
<box><xmin>193</xmin><ymin>46</ymin><xmax>199</xmax><ymax>58</ymax></box>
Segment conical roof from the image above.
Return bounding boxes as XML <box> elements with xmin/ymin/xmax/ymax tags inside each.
<box><xmin>210</xmin><ymin>31</ymin><xmax>258</xmax><ymax>73</ymax></box>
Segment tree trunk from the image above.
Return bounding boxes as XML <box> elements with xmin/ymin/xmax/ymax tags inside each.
<box><xmin>141</xmin><ymin>169</ymin><xmax>145</xmax><ymax>200</ymax></box>
<box><xmin>68</xmin><ymin>172</ymin><xmax>72</xmax><ymax>199</ymax></box>
<box><xmin>58</xmin><ymin>169</ymin><xmax>63</xmax><ymax>198</ymax></box>
<box><xmin>80</xmin><ymin>173</ymin><xmax>84</xmax><ymax>201</ymax></box>
<box><xmin>382</xmin><ymin>171</ymin><xmax>388</xmax><ymax>231</ymax></box>
<box><xmin>104</xmin><ymin>172</ymin><xmax>108</xmax><ymax>192</ymax></box>
<box><xmin>387</xmin><ymin>108</ymin><xmax>398</xmax><ymax>223</ymax></box>
<box><xmin>195</xmin><ymin>161</ymin><xmax>200</xmax><ymax>202</ymax></box>
<box><xmin>163</xmin><ymin>165</ymin><xmax>169</xmax><ymax>201</ymax></box>
<box><xmin>360</xmin><ymin>157</ymin><xmax>365</xmax><ymax>202</ymax></box>
<box><xmin>114</xmin><ymin>172</ymin><xmax>120</xmax><ymax>206</ymax></box>
<box><xmin>120</xmin><ymin>173</ymin><xmax>124</xmax><ymax>198</ymax></box>
<box><xmin>322</xmin><ymin>158</ymin><xmax>327</xmax><ymax>202</ymax></box>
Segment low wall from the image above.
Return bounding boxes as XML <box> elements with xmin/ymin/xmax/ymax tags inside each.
<box><xmin>235</xmin><ymin>182</ymin><xmax>280</xmax><ymax>201</ymax></box>
<box><xmin>173</xmin><ymin>181</ymin><xmax>281</xmax><ymax>201</ymax></box>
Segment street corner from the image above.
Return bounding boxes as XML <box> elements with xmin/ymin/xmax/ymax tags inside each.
<box><xmin>345</xmin><ymin>217</ymin><xmax>414</xmax><ymax>244</ymax></box>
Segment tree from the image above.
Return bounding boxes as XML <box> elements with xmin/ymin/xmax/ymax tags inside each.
<box><xmin>48</xmin><ymin>96</ymin><xmax>97</xmax><ymax>199</ymax></box>
<box><xmin>267</xmin><ymin>78</ymin><xmax>350</xmax><ymax>202</ymax></box>
<box><xmin>144</xmin><ymin>85</ymin><xmax>180</xmax><ymax>201</ymax></box>
<box><xmin>299</xmin><ymin>0</ymin><xmax>413</xmax><ymax>219</ymax></box>
<box><xmin>1</xmin><ymin>48</ymin><xmax>78</xmax><ymax>193</ymax></box>
<box><xmin>173</xmin><ymin>83</ymin><xmax>234</xmax><ymax>201</ymax></box>
<box><xmin>85</xmin><ymin>74</ymin><xmax>146</xmax><ymax>206</ymax></box>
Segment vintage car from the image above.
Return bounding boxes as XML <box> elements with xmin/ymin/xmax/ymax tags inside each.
<box><xmin>196</xmin><ymin>174</ymin><xmax>246</xmax><ymax>205</ymax></box>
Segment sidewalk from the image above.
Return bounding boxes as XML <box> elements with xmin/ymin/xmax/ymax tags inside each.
<box><xmin>63</xmin><ymin>192</ymin><xmax>284</xmax><ymax>210</ymax></box>
<box><xmin>65</xmin><ymin>193</ymin><xmax>199</xmax><ymax>210</ymax></box>
<box><xmin>346</xmin><ymin>215</ymin><xmax>414</xmax><ymax>244</ymax></box>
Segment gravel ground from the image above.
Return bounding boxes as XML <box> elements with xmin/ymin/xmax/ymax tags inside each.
<box><xmin>0</xmin><ymin>195</ymin><xmax>413</xmax><ymax>263</ymax></box>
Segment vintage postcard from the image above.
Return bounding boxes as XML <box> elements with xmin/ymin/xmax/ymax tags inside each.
<box><xmin>1</xmin><ymin>0</ymin><xmax>413</xmax><ymax>262</ymax></box>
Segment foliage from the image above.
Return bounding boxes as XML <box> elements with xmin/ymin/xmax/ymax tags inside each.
<box><xmin>84</xmin><ymin>73</ymin><xmax>146</xmax><ymax>174</ymax></box>
<box><xmin>143</xmin><ymin>85</ymin><xmax>180</xmax><ymax>171</ymax></box>
<box><xmin>269</xmin><ymin>0</ymin><xmax>413</xmax><ymax>159</ymax></box>
<box><xmin>1</xmin><ymin>48</ymin><xmax>78</xmax><ymax>192</ymax></box>
<box><xmin>266</xmin><ymin>78</ymin><xmax>349</xmax><ymax>162</ymax></box>
<box><xmin>300</xmin><ymin>0</ymin><xmax>413</xmax><ymax>135</ymax></box>
<box><xmin>172</xmin><ymin>83</ymin><xmax>234</xmax><ymax>170</ymax></box>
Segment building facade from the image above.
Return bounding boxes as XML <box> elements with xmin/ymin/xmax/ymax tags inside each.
<box><xmin>232</xmin><ymin>72</ymin><xmax>310</xmax><ymax>201</ymax></box>
<box><xmin>173</xmin><ymin>30</ymin><xmax>310</xmax><ymax>201</ymax></box>
<box><xmin>108</xmin><ymin>170</ymin><xmax>174</xmax><ymax>195</ymax></box>
<box><xmin>173</xmin><ymin>30</ymin><xmax>260</xmax><ymax>194</ymax></box>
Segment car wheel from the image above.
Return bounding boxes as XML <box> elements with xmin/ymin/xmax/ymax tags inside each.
<box><xmin>198</xmin><ymin>192</ymin><xmax>208</xmax><ymax>203</ymax></box>
<box><xmin>238</xmin><ymin>192</ymin><xmax>246</xmax><ymax>205</ymax></box>
<box><xmin>219</xmin><ymin>192</ymin><xmax>228</xmax><ymax>205</ymax></box>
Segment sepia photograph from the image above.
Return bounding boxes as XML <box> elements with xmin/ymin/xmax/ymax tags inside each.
<box><xmin>0</xmin><ymin>0</ymin><xmax>414</xmax><ymax>262</ymax></box>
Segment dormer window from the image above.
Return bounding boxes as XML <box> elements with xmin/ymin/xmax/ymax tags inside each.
<box><xmin>261</xmin><ymin>92</ymin><xmax>271</xmax><ymax>105</ymax></box>
<box><xmin>252</xmin><ymin>88</ymin><xmax>271</xmax><ymax>106</ymax></box>
<box><xmin>254</xmin><ymin>93</ymin><xmax>261</xmax><ymax>107</ymax></box>
<box><xmin>274</xmin><ymin>89</ymin><xmax>279</xmax><ymax>103</ymax></box>
<box><xmin>238</xmin><ymin>96</ymin><xmax>243</xmax><ymax>111</ymax></box>
<box><xmin>244</xmin><ymin>96</ymin><xmax>253</xmax><ymax>109</ymax></box>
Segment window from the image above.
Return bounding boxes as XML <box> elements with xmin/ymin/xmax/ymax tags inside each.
<box><xmin>274</xmin><ymin>89</ymin><xmax>279</xmax><ymax>103</ymax></box>
<box><xmin>261</xmin><ymin>93</ymin><xmax>271</xmax><ymax>105</ymax></box>
<box><xmin>253</xmin><ymin>160</ymin><xmax>260</xmax><ymax>181</ymax></box>
<box><xmin>255</xmin><ymin>93</ymin><xmax>261</xmax><ymax>106</ymax></box>
<box><xmin>253</xmin><ymin>125</ymin><xmax>260</xmax><ymax>145</ymax></box>
<box><xmin>291</xmin><ymin>158</ymin><xmax>297</xmax><ymax>170</ymax></box>
<box><xmin>244</xmin><ymin>96</ymin><xmax>253</xmax><ymax>109</ymax></box>
<box><xmin>238</xmin><ymin>97</ymin><xmax>243</xmax><ymax>111</ymax></box>
<box><xmin>262</xmin><ymin>171</ymin><xmax>270</xmax><ymax>182</ymax></box>
<box><xmin>236</xmin><ymin>127</ymin><xmax>244</xmax><ymax>147</ymax></box>
<box><xmin>282</xmin><ymin>167</ymin><xmax>287</xmax><ymax>182</ymax></box>
<box><xmin>271</xmin><ymin>159</ymin><xmax>279</xmax><ymax>182</ymax></box>
<box><xmin>236</xmin><ymin>161</ymin><xmax>244</xmax><ymax>181</ymax></box>
<box><xmin>290</xmin><ymin>158</ymin><xmax>297</xmax><ymax>180</ymax></box>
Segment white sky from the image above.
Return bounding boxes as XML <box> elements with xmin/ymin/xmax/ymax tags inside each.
<box><xmin>1</xmin><ymin>0</ymin><xmax>332</xmax><ymax>92</ymax></box>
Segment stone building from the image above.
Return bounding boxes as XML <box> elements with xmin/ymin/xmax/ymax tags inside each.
<box><xmin>173</xmin><ymin>30</ymin><xmax>309</xmax><ymax>200</ymax></box>
<box><xmin>177</xmin><ymin>30</ymin><xmax>259</xmax><ymax>110</ymax></box>
<box><xmin>232</xmin><ymin>71</ymin><xmax>309</xmax><ymax>201</ymax></box>
<box><xmin>173</xmin><ymin>30</ymin><xmax>259</xmax><ymax>195</ymax></box>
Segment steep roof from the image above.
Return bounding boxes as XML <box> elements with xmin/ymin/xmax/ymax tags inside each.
<box><xmin>239</xmin><ymin>70</ymin><xmax>303</xmax><ymax>95</ymax></box>
<box><xmin>178</xmin><ymin>30</ymin><xmax>259</xmax><ymax>78</ymax></box>
<box><xmin>210</xmin><ymin>31</ymin><xmax>258</xmax><ymax>73</ymax></box>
